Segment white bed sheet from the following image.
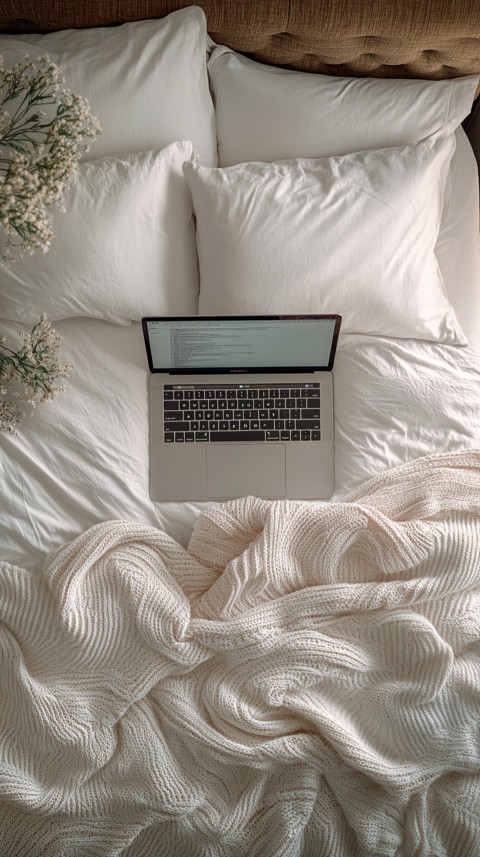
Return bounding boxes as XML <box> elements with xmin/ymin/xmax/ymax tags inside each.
<box><xmin>2</xmin><ymin>316</ymin><xmax>480</xmax><ymax>572</ymax></box>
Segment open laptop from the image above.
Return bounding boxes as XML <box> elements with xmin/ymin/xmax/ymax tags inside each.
<box><xmin>142</xmin><ymin>315</ymin><xmax>341</xmax><ymax>502</ymax></box>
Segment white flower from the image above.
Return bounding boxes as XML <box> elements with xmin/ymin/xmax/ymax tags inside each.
<box><xmin>0</xmin><ymin>53</ymin><xmax>100</xmax><ymax>260</ymax></box>
<box><xmin>0</xmin><ymin>315</ymin><xmax>72</xmax><ymax>432</ymax></box>
<box><xmin>0</xmin><ymin>54</ymin><xmax>99</xmax><ymax>431</ymax></box>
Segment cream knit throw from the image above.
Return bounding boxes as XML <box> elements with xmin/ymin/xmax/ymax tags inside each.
<box><xmin>1</xmin><ymin>450</ymin><xmax>480</xmax><ymax>857</ymax></box>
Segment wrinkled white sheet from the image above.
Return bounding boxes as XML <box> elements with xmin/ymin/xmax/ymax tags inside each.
<box><xmin>1</xmin><ymin>316</ymin><xmax>480</xmax><ymax>572</ymax></box>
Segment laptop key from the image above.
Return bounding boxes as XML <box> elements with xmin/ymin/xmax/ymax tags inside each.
<box><xmin>164</xmin><ymin>433</ymin><xmax>174</xmax><ymax>443</ymax></box>
<box><xmin>301</xmin><ymin>409</ymin><xmax>320</xmax><ymax>418</ymax></box>
<box><xmin>168</xmin><ymin>421</ymin><xmax>190</xmax><ymax>432</ymax></box>
<box><xmin>266</xmin><ymin>431</ymin><xmax>280</xmax><ymax>440</ymax></box>
<box><xmin>280</xmin><ymin>431</ymin><xmax>290</xmax><ymax>441</ymax></box>
<box><xmin>312</xmin><ymin>431</ymin><xmax>321</xmax><ymax>440</ymax></box>
<box><xmin>185</xmin><ymin>433</ymin><xmax>195</xmax><ymax>442</ymax></box>
<box><xmin>210</xmin><ymin>431</ymin><xmax>265</xmax><ymax>442</ymax></box>
<box><xmin>296</xmin><ymin>420</ymin><xmax>320</xmax><ymax>430</ymax></box>
<box><xmin>195</xmin><ymin>432</ymin><xmax>209</xmax><ymax>441</ymax></box>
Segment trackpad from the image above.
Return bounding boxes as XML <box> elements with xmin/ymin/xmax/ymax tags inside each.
<box><xmin>207</xmin><ymin>444</ymin><xmax>286</xmax><ymax>498</ymax></box>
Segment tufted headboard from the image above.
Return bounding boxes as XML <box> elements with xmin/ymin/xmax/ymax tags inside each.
<box><xmin>1</xmin><ymin>0</ymin><xmax>480</xmax><ymax>86</ymax></box>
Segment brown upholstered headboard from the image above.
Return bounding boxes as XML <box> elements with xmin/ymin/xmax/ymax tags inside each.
<box><xmin>1</xmin><ymin>0</ymin><xmax>480</xmax><ymax>84</ymax></box>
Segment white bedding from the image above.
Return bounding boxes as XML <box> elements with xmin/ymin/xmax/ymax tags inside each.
<box><xmin>0</xmin><ymin>6</ymin><xmax>479</xmax><ymax>575</ymax></box>
<box><xmin>2</xmin><ymin>316</ymin><xmax>480</xmax><ymax>572</ymax></box>
<box><xmin>2</xmin><ymin>11</ymin><xmax>480</xmax><ymax>856</ymax></box>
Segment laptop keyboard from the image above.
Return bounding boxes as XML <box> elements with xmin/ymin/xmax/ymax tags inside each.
<box><xmin>163</xmin><ymin>383</ymin><xmax>321</xmax><ymax>443</ymax></box>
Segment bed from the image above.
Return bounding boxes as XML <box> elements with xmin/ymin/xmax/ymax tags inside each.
<box><xmin>1</xmin><ymin>2</ymin><xmax>480</xmax><ymax>855</ymax></box>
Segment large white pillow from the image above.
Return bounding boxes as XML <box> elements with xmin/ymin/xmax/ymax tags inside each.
<box><xmin>184</xmin><ymin>133</ymin><xmax>466</xmax><ymax>344</ymax></box>
<box><xmin>207</xmin><ymin>47</ymin><xmax>480</xmax><ymax>345</ymax></box>
<box><xmin>1</xmin><ymin>142</ymin><xmax>199</xmax><ymax>325</ymax></box>
<box><xmin>208</xmin><ymin>45</ymin><xmax>478</xmax><ymax>165</ymax></box>
<box><xmin>0</xmin><ymin>7</ymin><xmax>216</xmax><ymax>165</ymax></box>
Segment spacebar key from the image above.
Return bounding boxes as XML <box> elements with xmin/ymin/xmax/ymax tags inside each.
<box><xmin>210</xmin><ymin>431</ymin><xmax>265</xmax><ymax>442</ymax></box>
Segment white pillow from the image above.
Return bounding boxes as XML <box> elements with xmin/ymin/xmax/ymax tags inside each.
<box><xmin>208</xmin><ymin>45</ymin><xmax>478</xmax><ymax>165</ymax></box>
<box><xmin>436</xmin><ymin>127</ymin><xmax>480</xmax><ymax>350</ymax></box>
<box><xmin>1</xmin><ymin>142</ymin><xmax>199</xmax><ymax>325</ymax></box>
<box><xmin>207</xmin><ymin>47</ymin><xmax>480</xmax><ymax>344</ymax></box>
<box><xmin>184</xmin><ymin>133</ymin><xmax>466</xmax><ymax>344</ymax></box>
<box><xmin>0</xmin><ymin>7</ymin><xmax>216</xmax><ymax>165</ymax></box>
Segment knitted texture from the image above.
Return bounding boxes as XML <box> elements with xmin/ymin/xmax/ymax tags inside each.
<box><xmin>1</xmin><ymin>450</ymin><xmax>480</xmax><ymax>856</ymax></box>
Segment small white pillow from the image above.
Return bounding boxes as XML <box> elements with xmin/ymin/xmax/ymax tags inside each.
<box><xmin>1</xmin><ymin>142</ymin><xmax>199</xmax><ymax>325</ymax></box>
<box><xmin>184</xmin><ymin>134</ymin><xmax>466</xmax><ymax>344</ymax></box>
<box><xmin>0</xmin><ymin>8</ymin><xmax>216</xmax><ymax>165</ymax></box>
<box><xmin>208</xmin><ymin>45</ymin><xmax>478</xmax><ymax>165</ymax></box>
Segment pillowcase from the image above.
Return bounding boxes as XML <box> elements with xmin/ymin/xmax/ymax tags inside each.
<box><xmin>208</xmin><ymin>45</ymin><xmax>478</xmax><ymax>165</ymax></box>
<box><xmin>0</xmin><ymin>7</ymin><xmax>216</xmax><ymax>165</ymax></box>
<box><xmin>436</xmin><ymin>127</ymin><xmax>480</xmax><ymax>351</ymax></box>
<box><xmin>184</xmin><ymin>133</ymin><xmax>467</xmax><ymax>344</ymax></box>
<box><xmin>1</xmin><ymin>141</ymin><xmax>199</xmax><ymax>325</ymax></box>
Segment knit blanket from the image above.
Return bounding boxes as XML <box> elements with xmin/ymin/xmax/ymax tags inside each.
<box><xmin>1</xmin><ymin>451</ymin><xmax>480</xmax><ymax>857</ymax></box>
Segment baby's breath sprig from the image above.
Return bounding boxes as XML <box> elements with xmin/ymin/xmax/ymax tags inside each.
<box><xmin>0</xmin><ymin>315</ymin><xmax>71</xmax><ymax>433</ymax></box>
<box><xmin>0</xmin><ymin>53</ymin><xmax>101</xmax><ymax>259</ymax></box>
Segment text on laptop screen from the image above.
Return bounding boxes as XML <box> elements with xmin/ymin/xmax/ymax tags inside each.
<box><xmin>144</xmin><ymin>316</ymin><xmax>340</xmax><ymax>373</ymax></box>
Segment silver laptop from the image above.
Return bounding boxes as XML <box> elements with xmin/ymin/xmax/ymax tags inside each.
<box><xmin>142</xmin><ymin>315</ymin><xmax>341</xmax><ymax>502</ymax></box>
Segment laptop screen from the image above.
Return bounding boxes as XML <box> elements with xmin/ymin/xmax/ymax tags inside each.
<box><xmin>142</xmin><ymin>315</ymin><xmax>341</xmax><ymax>374</ymax></box>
